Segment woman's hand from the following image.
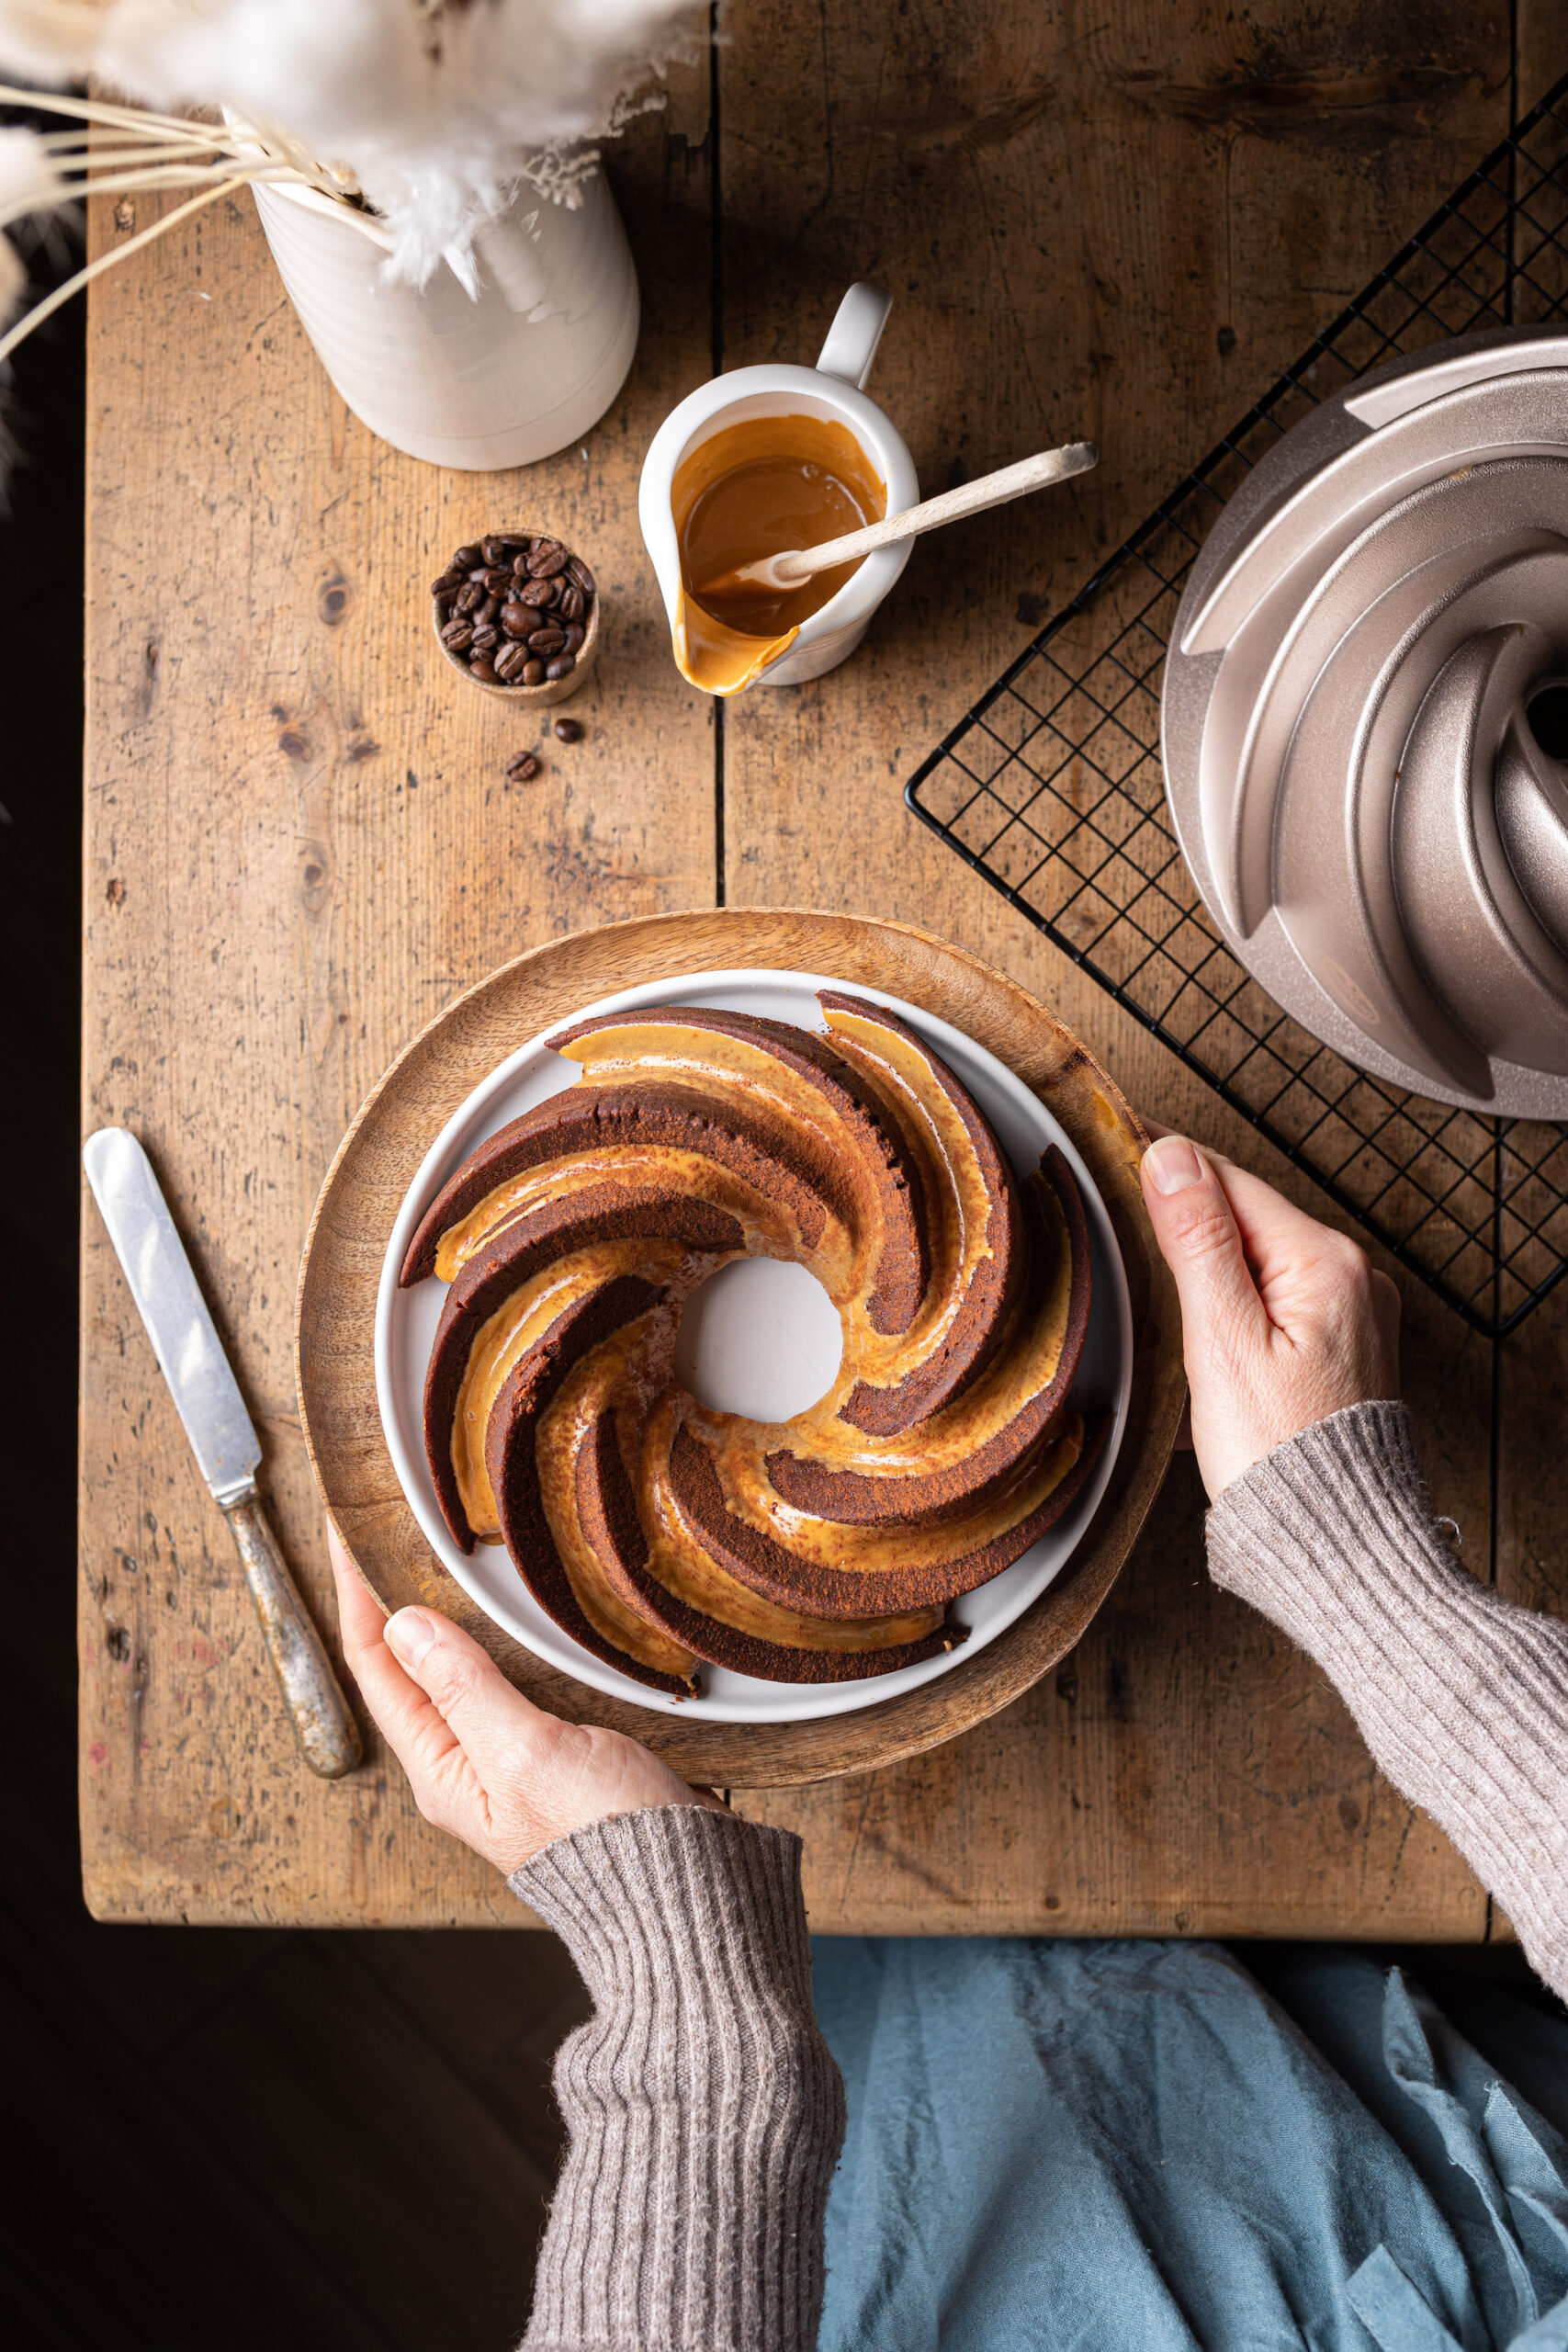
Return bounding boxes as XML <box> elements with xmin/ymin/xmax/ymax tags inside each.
<box><xmin>327</xmin><ymin>1525</ymin><xmax>725</xmax><ymax>1876</ymax></box>
<box><xmin>1140</xmin><ymin>1134</ymin><xmax>1402</xmax><ymax>1503</ymax></box>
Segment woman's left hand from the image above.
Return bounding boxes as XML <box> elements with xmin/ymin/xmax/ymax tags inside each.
<box><xmin>327</xmin><ymin>1524</ymin><xmax>725</xmax><ymax>1876</ymax></box>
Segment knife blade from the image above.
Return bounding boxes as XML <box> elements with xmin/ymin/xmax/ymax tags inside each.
<box><xmin>84</xmin><ymin>1126</ymin><xmax>361</xmax><ymax>1780</ymax></box>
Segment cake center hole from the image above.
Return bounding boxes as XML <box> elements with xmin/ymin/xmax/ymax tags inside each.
<box><xmin>1528</xmin><ymin>683</ymin><xmax>1568</xmax><ymax>763</ymax></box>
<box><xmin>675</xmin><ymin>1258</ymin><xmax>843</xmax><ymax>1422</ymax></box>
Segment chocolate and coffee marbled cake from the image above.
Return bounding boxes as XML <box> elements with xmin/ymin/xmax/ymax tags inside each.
<box><xmin>400</xmin><ymin>992</ymin><xmax>1103</xmax><ymax>1690</ymax></box>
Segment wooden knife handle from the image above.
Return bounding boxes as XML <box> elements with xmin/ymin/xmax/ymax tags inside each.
<box><xmin>223</xmin><ymin>1494</ymin><xmax>363</xmax><ymax>1779</ymax></box>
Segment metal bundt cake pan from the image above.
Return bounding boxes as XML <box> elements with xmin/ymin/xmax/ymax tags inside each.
<box><xmin>1162</xmin><ymin>325</ymin><xmax>1568</xmax><ymax>1117</ymax></box>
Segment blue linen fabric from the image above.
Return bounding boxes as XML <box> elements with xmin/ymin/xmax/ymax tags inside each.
<box><xmin>810</xmin><ymin>1939</ymin><xmax>1568</xmax><ymax>2352</ymax></box>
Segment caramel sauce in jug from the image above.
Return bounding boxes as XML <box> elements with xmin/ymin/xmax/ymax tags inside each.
<box><xmin>672</xmin><ymin>414</ymin><xmax>886</xmax><ymax>695</ymax></box>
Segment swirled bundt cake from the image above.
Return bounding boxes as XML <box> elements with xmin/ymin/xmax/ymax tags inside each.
<box><xmin>400</xmin><ymin>991</ymin><xmax>1104</xmax><ymax>1691</ymax></box>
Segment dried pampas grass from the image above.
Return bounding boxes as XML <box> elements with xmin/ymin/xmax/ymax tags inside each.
<box><xmin>0</xmin><ymin>0</ymin><xmax>711</xmax><ymax>366</ymax></box>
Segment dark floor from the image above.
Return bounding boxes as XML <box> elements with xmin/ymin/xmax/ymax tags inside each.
<box><xmin>5</xmin><ymin>179</ymin><xmax>1563</xmax><ymax>2352</ymax></box>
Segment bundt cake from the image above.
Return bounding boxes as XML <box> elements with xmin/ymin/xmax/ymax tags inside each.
<box><xmin>400</xmin><ymin>990</ymin><xmax>1104</xmax><ymax>1692</ymax></box>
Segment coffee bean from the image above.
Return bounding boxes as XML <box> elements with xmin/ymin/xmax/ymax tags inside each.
<box><xmin>554</xmin><ymin>714</ymin><xmax>583</xmax><ymax>740</ymax></box>
<box><xmin>506</xmin><ymin>750</ymin><xmax>540</xmax><ymax>780</ymax></box>
<box><xmin>434</xmin><ymin>530</ymin><xmax>597</xmax><ymax>694</ymax></box>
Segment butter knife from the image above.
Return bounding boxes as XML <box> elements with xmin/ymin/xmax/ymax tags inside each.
<box><xmin>84</xmin><ymin>1126</ymin><xmax>362</xmax><ymax>1780</ymax></box>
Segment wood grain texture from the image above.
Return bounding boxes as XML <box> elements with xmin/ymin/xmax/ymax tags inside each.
<box><xmin>80</xmin><ymin>80</ymin><xmax>718</xmax><ymax>1926</ymax></box>
<box><xmin>80</xmin><ymin>2</ymin><xmax>1568</xmax><ymax>1927</ymax></box>
<box><xmin>717</xmin><ymin>0</ymin><xmax>1540</xmax><ymax>1937</ymax></box>
<box><xmin>296</xmin><ymin>907</ymin><xmax>1182</xmax><ymax>1785</ymax></box>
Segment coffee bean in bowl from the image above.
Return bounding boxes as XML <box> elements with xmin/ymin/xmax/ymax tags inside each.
<box><xmin>432</xmin><ymin>530</ymin><xmax>599</xmax><ymax>707</ymax></box>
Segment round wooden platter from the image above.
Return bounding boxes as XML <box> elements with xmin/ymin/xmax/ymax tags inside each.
<box><xmin>296</xmin><ymin>908</ymin><xmax>1184</xmax><ymax>1788</ymax></box>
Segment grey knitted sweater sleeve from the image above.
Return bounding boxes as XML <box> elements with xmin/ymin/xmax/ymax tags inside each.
<box><xmin>508</xmin><ymin>1802</ymin><xmax>846</xmax><ymax>2352</ymax></box>
<box><xmin>1207</xmin><ymin>1398</ymin><xmax>1568</xmax><ymax>1998</ymax></box>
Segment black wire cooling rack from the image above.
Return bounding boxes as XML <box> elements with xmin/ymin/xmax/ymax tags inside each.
<box><xmin>907</xmin><ymin>74</ymin><xmax>1568</xmax><ymax>1340</ymax></box>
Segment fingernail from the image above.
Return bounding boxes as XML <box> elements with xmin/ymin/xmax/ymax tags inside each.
<box><xmin>1143</xmin><ymin>1136</ymin><xmax>1204</xmax><ymax>1196</ymax></box>
<box><xmin>385</xmin><ymin>1609</ymin><xmax>435</xmax><ymax>1666</ymax></box>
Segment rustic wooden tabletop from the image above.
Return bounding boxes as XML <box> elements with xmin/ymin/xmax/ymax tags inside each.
<box><xmin>79</xmin><ymin>1</ymin><xmax>1568</xmax><ymax>1932</ymax></box>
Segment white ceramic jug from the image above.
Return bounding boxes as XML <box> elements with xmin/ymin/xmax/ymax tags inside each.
<box><xmin>249</xmin><ymin>170</ymin><xmax>639</xmax><ymax>471</ymax></box>
<box><xmin>638</xmin><ymin>283</ymin><xmax>919</xmax><ymax>688</ymax></box>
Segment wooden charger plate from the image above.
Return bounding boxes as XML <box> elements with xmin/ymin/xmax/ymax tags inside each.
<box><xmin>297</xmin><ymin>909</ymin><xmax>1184</xmax><ymax>1787</ymax></box>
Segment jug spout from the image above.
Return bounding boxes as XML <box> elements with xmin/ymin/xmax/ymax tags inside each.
<box><xmin>815</xmin><ymin>282</ymin><xmax>892</xmax><ymax>390</ymax></box>
<box><xmin>637</xmin><ymin>281</ymin><xmax>918</xmax><ymax>695</ymax></box>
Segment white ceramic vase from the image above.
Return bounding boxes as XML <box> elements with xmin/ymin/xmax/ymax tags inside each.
<box><xmin>249</xmin><ymin>170</ymin><xmax>639</xmax><ymax>470</ymax></box>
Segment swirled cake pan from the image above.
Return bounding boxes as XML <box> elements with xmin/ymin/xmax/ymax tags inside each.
<box><xmin>376</xmin><ymin>969</ymin><xmax>1132</xmax><ymax>1724</ymax></box>
<box><xmin>1162</xmin><ymin>326</ymin><xmax>1568</xmax><ymax>1115</ymax></box>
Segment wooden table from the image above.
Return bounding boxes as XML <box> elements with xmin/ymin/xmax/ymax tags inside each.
<box><xmin>81</xmin><ymin>1</ymin><xmax>1568</xmax><ymax>1932</ymax></box>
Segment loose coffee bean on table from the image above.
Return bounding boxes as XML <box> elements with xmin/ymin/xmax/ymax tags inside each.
<box><xmin>505</xmin><ymin>751</ymin><xmax>541</xmax><ymax>781</ymax></box>
<box><xmin>432</xmin><ymin>528</ymin><xmax>596</xmax><ymax>689</ymax></box>
<box><xmin>554</xmin><ymin>716</ymin><xmax>584</xmax><ymax>742</ymax></box>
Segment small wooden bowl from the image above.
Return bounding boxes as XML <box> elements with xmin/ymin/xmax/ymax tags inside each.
<box><xmin>432</xmin><ymin>526</ymin><xmax>600</xmax><ymax>708</ymax></box>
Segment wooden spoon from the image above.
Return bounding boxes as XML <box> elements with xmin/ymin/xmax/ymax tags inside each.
<box><xmin>695</xmin><ymin>438</ymin><xmax>1099</xmax><ymax>603</ymax></box>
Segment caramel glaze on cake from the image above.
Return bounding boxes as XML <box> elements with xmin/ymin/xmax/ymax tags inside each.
<box><xmin>401</xmin><ymin>991</ymin><xmax>1105</xmax><ymax>1691</ymax></box>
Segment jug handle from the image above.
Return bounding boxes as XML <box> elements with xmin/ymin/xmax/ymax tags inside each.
<box><xmin>816</xmin><ymin>283</ymin><xmax>892</xmax><ymax>390</ymax></box>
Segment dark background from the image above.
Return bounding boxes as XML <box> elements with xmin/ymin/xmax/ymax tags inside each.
<box><xmin>4</xmin><ymin>179</ymin><xmax>1562</xmax><ymax>2352</ymax></box>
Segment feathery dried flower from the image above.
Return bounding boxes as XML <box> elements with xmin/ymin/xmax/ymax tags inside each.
<box><xmin>0</xmin><ymin>121</ymin><xmax>64</xmax><ymax>322</ymax></box>
<box><xmin>0</xmin><ymin>0</ymin><xmax>710</xmax><ymax>286</ymax></box>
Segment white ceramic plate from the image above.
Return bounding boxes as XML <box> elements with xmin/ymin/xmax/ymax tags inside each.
<box><xmin>375</xmin><ymin>967</ymin><xmax>1134</xmax><ymax>1724</ymax></box>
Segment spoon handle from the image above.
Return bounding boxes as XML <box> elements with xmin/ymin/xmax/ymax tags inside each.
<box><xmin>775</xmin><ymin>439</ymin><xmax>1099</xmax><ymax>582</ymax></box>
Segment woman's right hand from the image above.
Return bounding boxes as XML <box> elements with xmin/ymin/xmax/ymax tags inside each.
<box><xmin>1139</xmin><ymin>1135</ymin><xmax>1402</xmax><ymax>1503</ymax></box>
<box><xmin>327</xmin><ymin>1525</ymin><xmax>725</xmax><ymax>1877</ymax></box>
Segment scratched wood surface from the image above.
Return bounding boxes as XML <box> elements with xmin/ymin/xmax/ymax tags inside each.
<box><xmin>81</xmin><ymin>3</ymin><xmax>1567</xmax><ymax>1928</ymax></box>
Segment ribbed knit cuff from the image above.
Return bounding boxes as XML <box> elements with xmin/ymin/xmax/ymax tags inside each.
<box><xmin>510</xmin><ymin>1804</ymin><xmax>846</xmax><ymax>2352</ymax></box>
<box><xmin>1208</xmin><ymin>1400</ymin><xmax>1568</xmax><ymax>1998</ymax></box>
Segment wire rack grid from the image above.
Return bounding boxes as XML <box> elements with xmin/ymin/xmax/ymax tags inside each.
<box><xmin>908</xmin><ymin>75</ymin><xmax>1568</xmax><ymax>1339</ymax></box>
